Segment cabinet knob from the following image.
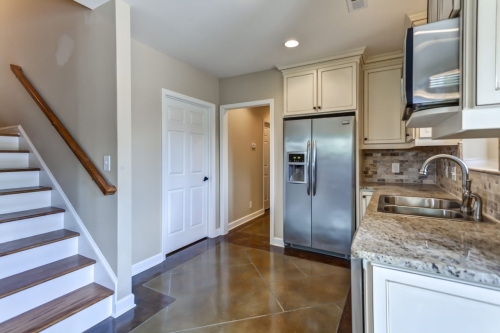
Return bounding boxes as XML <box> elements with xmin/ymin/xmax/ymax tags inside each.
<box><xmin>406</xmin><ymin>133</ymin><xmax>410</xmax><ymax>137</ymax></box>
<box><xmin>364</xmin><ymin>138</ymin><xmax>367</xmax><ymax>140</ymax></box>
<box><xmin>318</xmin><ymin>106</ymin><xmax>322</xmax><ymax>109</ymax></box>
<box><xmin>313</xmin><ymin>106</ymin><xmax>317</xmax><ymax>110</ymax></box>
<box><xmin>362</xmin><ymin>195</ymin><xmax>366</xmax><ymax>198</ymax></box>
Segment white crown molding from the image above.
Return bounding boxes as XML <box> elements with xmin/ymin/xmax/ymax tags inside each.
<box><xmin>277</xmin><ymin>47</ymin><xmax>366</xmax><ymax>71</ymax></box>
<box><xmin>74</xmin><ymin>0</ymin><xmax>110</xmax><ymax>10</ymax></box>
<box><xmin>364</xmin><ymin>51</ymin><xmax>404</xmax><ymax>64</ymax></box>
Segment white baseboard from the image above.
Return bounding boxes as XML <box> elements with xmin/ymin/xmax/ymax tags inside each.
<box><xmin>132</xmin><ymin>253</ymin><xmax>164</xmax><ymax>276</ymax></box>
<box><xmin>112</xmin><ymin>293</ymin><xmax>136</xmax><ymax>318</ymax></box>
<box><xmin>228</xmin><ymin>209</ymin><xmax>264</xmax><ymax>231</ymax></box>
<box><xmin>271</xmin><ymin>237</ymin><xmax>285</xmax><ymax>248</ymax></box>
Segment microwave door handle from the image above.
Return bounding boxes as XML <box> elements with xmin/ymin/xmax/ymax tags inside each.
<box><xmin>312</xmin><ymin>140</ymin><xmax>317</xmax><ymax>196</ymax></box>
<box><xmin>306</xmin><ymin>140</ymin><xmax>311</xmax><ymax>195</ymax></box>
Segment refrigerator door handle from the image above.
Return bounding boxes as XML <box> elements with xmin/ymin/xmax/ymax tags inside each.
<box><xmin>306</xmin><ymin>140</ymin><xmax>311</xmax><ymax>195</ymax></box>
<box><xmin>312</xmin><ymin>140</ymin><xmax>317</xmax><ymax>196</ymax></box>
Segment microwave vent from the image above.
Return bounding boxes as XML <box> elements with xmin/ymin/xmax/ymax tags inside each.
<box><xmin>346</xmin><ymin>0</ymin><xmax>368</xmax><ymax>12</ymax></box>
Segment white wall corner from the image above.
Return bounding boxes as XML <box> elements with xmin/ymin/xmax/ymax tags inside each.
<box><xmin>132</xmin><ymin>253</ymin><xmax>164</xmax><ymax>276</ymax></box>
<box><xmin>74</xmin><ymin>0</ymin><xmax>110</xmax><ymax>10</ymax></box>
<box><xmin>271</xmin><ymin>237</ymin><xmax>285</xmax><ymax>248</ymax></box>
<box><xmin>112</xmin><ymin>293</ymin><xmax>136</xmax><ymax>318</ymax></box>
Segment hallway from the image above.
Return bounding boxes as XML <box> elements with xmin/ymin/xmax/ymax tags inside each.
<box><xmin>88</xmin><ymin>212</ymin><xmax>352</xmax><ymax>332</ymax></box>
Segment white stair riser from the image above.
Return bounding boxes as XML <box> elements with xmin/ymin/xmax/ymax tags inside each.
<box><xmin>0</xmin><ymin>153</ymin><xmax>29</xmax><ymax>168</ymax></box>
<box><xmin>0</xmin><ymin>238</ymin><xmax>78</xmax><ymax>279</ymax></box>
<box><xmin>0</xmin><ymin>191</ymin><xmax>51</xmax><ymax>215</ymax></box>
<box><xmin>0</xmin><ymin>214</ymin><xmax>64</xmax><ymax>243</ymax></box>
<box><xmin>0</xmin><ymin>137</ymin><xmax>19</xmax><ymax>150</ymax></box>
<box><xmin>0</xmin><ymin>171</ymin><xmax>39</xmax><ymax>190</ymax></box>
<box><xmin>0</xmin><ymin>265</ymin><xmax>94</xmax><ymax>323</ymax></box>
<box><xmin>42</xmin><ymin>295</ymin><xmax>112</xmax><ymax>333</ymax></box>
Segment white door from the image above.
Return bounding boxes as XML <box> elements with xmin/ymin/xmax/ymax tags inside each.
<box><xmin>318</xmin><ymin>62</ymin><xmax>357</xmax><ymax>112</ymax></box>
<box><xmin>163</xmin><ymin>96</ymin><xmax>209</xmax><ymax>254</ymax></box>
<box><xmin>263</xmin><ymin>121</ymin><xmax>270</xmax><ymax>210</ymax></box>
<box><xmin>284</xmin><ymin>69</ymin><xmax>317</xmax><ymax>116</ymax></box>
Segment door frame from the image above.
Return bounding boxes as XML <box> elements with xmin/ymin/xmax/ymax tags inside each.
<box><xmin>262</xmin><ymin>119</ymin><xmax>271</xmax><ymax>211</ymax></box>
<box><xmin>219</xmin><ymin>99</ymin><xmax>276</xmax><ymax>242</ymax></box>
<box><xmin>161</xmin><ymin>89</ymin><xmax>217</xmax><ymax>257</ymax></box>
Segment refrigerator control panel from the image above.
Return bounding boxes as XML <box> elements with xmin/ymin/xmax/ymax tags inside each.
<box><xmin>287</xmin><ymin>152</ymin><xmax>307</xmax><ymax>184</ymax></box>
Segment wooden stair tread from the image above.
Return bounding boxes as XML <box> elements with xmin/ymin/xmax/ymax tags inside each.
<box><xmin>0</xmin><ymin>133</ymin><xmax>20</xmax><ymax>137</ymax></box>
<box><xmin>0</xmin><ymin>150</ymin><xmax>29</xmax><ymax>153</ymax></box>
<box><xmin>0</xmin><ymin>229</ymin><xmax>79</xmax><ymax>257</ymax></box>
<box><xmin>0</xmin><ymin>283</ymin><xmax>113</xmax><ymax>333</ymax></box>
<box><xmin>0</xmin><ymin>186</ymin><xmax>52</xmax><ymax>196</ymax></box>
<box><xmin>0</xmin><ymin>255</ymin><xmax>95</xmax><ymax>299</ymax></box>
<box><xmin>0</xmin><ymin>168</ymin><xmax>40</xmax><ymax>173</ymax></box>
<box><xmin>0</xmin><ymin>207</ymin><xmax>65</xmax><ymax>224</ymax></box>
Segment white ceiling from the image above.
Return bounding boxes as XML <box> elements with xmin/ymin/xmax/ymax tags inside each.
<box><xmin>123</xmin><ymin>0</ymin><xmax>426</xmax><ymax>78</ymax></box>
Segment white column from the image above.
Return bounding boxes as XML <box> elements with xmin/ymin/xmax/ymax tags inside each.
<box><xmin>114</xmin><ymin>0</ymin><xmax>135</xmax><ymax>318</ymax></box>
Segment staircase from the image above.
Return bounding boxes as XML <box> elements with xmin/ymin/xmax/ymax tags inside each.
<box><xmin>0</xmin><ymin>132</ymin><xmax>114</xmax><ymax>332</ymax></box>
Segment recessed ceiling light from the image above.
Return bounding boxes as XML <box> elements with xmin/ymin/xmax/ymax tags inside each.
<box><xmin>285</xmin><ymin>40</ymin><xmax>299</xmax><ymax>48</ymax></box>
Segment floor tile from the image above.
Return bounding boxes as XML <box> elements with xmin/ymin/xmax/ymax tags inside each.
<box><xmin>268</xmin><ymin>273</ymin><xmax>351</xmax><ymax>311</ymax></box>
<box><xmin>185</xmin><ymin>303</ymin><xmax>343</xmax><ymax>333</ymax></box>
<box><xmin>236</xmin><ymin>213</ymin><xmax>270</xmax><ymax>237</ymax></box>
<box><xmin>287</xmin><ymin>256</ymin><xmax>351</xmax><ymax>278</ymax></box>
<box><xmin>132</xmin><ymin>277</ymin><xmax>282</xmax><ymax>332</ymax></box>
<box><xmin>171</xmin><ymin>243</ymin><xmax>251</xmax><ymax>274</ymax></box>
<box><xmin>244</xmin><ymin>248</ymin><xmax>307</xmax><ymax>282</ymax></box>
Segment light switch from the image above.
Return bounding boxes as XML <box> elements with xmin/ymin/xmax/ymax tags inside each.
<box><xmin>104</xmin><ymin>155</ymin><xmax>111</xmax><ymax>171</ymax></box>
<box><xmin>392</xmin><ymin>163</ymin><xmax>400</xmax><ymax>173</ymax></box>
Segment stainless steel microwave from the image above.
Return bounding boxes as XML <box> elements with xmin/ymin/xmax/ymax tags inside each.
<box><xmin>402</xmin><ymin>18</ymin><xmax>460</xmax><ymax>121</ymax></box>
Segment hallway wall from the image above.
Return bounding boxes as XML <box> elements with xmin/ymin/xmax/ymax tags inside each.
<box><xmin>0</xmin><ymin>0</ymin><xmax>119</xmax><ymax>273</ymax></box>
<box><xmin>219</xmin><ymin>68</ymin><xmax>285</xmax><ymax>242</ymax></box>
<box><xmin>228</xmin><ymin>106</ymin><xmax>270</xmax><ymax>223</ymax></box>
<box><xmin>131</xmin><ymin>39</ymin><xmax>219</xmax><ymax>265</ymax></box>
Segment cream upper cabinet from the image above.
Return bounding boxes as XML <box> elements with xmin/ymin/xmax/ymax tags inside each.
<box><xmin>283</xmin><ymin>69</ymin><xmax>317</xmax><ymax>116</ymax></box>
<box><xmin>476</xmin><ymin>0</ymin><xmax>500</xmax><ymax>106</ymax></box>
<box><xmin>318</xmin><ymin>63</ymin><xmax>357</xmax><ymax>112</ymax></box>
<box><xmin>363</xmin><ymin>64</ymin><xmax>406</xmax><ymax>144</ymax></box>
<box><xmin>279</xmin><ymin>52</ymin><xmax>362</xmax><ymax>117</ymax></box>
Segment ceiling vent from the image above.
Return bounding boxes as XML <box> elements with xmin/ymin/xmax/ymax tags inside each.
<box><xmin>346</xmin><ymin>0</ymin><xmax>368</xmax><ymax>12</ymax></box>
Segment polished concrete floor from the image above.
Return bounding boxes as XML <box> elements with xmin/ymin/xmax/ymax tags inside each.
<box><xmin>128</xmin><ymin>211</ymin><xmax>351</xmax><ymax>333</ymax></box>
<box><xmin>88</xmin><ymin>212</ymin><xmax>351</xmax><ymax>333</ymax></box>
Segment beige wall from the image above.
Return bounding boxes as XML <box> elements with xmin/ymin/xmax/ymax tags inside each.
<box><xmin>219</xmin><ymin>69</ymin><xmax>284</xmax><ymax>239</ymax></box>
<box><xmin>0</xmin><ymin>0</ymin><xmax>119</xmax><ymax>272</ymax></box>
<box><xmin>131</xmin><ymin>39</ymin><xmax>219</xmax><ymax>265</ymax></box>
<box><xmin>228</xmin><ymin>107</ymin><xmax>270</xmax><ymax>222</ymax></box>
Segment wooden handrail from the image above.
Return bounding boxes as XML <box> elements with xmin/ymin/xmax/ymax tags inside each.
<box><xmin>10</xmin><ymin>64</ymin><xmax>117</xmax><ymax>196</ymax></box>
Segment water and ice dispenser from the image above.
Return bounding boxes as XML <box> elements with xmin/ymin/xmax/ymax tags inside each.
<box><xmin>287</xmin><ymin>152</ymin><xmax>307</xmax><ymax>183</ymax></box>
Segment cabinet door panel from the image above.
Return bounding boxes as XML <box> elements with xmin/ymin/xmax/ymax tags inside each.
<box><xmin>284</xmin><ymin>70</ymin><xmax>317</xmax><ymax>116</ymax></box>
<box><xmin>363</xmin><ymin>65</ymin><xmax>405</xmax><ymax>144</ymax></box>
<box><xmin>476</xmin><ymin>0</ymin><xmax>500</xmax><ymax>105</ymax></box>
<box><xmin>372</xmin><ymin>265</ymin><xmax>500</xmax><ymax>333</ymax></box>
<box><xmin>318</xmin><ymin>63</ymin><xmax>357</xmax><ymax>112</ymax></box>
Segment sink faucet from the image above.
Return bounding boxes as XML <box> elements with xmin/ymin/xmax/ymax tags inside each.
<box><xmin>419</xmin><ymin>154</ymin><xmax>476</xmax><ymax>216</ymax></box>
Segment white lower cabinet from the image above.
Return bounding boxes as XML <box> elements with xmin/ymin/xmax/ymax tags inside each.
<box><xmin>371</xmin><ymin>265</ymin><xmax>500</xmax><ymax>333</ymax></box>
<box><xmin>360</xmin><ymin>190</ymin><xmax>373</xmax><ymax>221</ymax></box>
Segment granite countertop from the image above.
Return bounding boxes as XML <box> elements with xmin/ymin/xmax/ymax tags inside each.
<box><xmin>352</xmin><ymin>183</ymin><xmax>500</xmax><ymax>287</ymax></box>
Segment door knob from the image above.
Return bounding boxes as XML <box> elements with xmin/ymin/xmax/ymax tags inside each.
<box><xmin>203</xmin><ymin>176</ymin><xmax>209</xmax><ymax>182</ymax></box>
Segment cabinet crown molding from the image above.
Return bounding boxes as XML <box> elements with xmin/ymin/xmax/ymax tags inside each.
<box><xmin>276</xmin><ymin>47</ymin><xmax>366</xmax><ymax>71</ymax></box>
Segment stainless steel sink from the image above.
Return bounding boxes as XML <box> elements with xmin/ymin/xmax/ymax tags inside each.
<box><xmin>382</xmin><ymin>205</ymin><xmax>464</xmax><ymax>219</ymax></box>
<box><xmin>377</xmin><ymin>195</ymin><xmax>488</xmax><ymax>222</ymax></box>
<box><xmin>382</xmin><ymin>195</ymin><xmax>461</xmax><ymax>210</ymax></box>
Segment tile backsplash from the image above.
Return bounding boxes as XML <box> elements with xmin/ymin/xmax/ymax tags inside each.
<box><xmin>362</xmin><ymin>147</ymin><xmax>439</xmax><ymax>184</ymax></box>
<box><xmin>435</xmin><ymin>145</ymin><xmax>500</xmax><ymax>221</ymax></box>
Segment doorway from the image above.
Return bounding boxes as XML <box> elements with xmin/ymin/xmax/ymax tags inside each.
<box><xmin>162</xmin><ymin>89</ymin><xmax>216</xmax><ymax>255</ymax></box>
<box><xmin>220</xmin><ymin>99</ymin><xmax>275</xmax><ymax>243</ymax></box>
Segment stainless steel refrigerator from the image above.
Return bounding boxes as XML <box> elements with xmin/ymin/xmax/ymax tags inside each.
<box><xmin>284</xmin><ymin>114</ymin><xmax>355</xmax><ymax>258</ymax></box>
